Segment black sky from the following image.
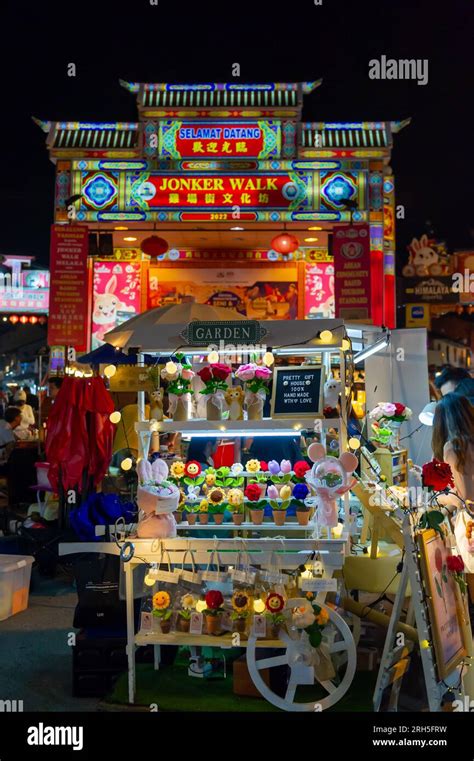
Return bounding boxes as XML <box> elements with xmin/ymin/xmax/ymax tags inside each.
<box><xmin>1</xmin><ymin>0</ymin><xmax>473</xmax><ymax>267</ymax></box>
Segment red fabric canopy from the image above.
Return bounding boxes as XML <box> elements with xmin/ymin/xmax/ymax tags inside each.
<box><xmin>46</xmin><ymin>376</ymin><xmax>115</xmax><ymax>492</ymax></box>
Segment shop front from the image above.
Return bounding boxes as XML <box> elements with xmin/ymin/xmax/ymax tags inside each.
<box><xmin>36</xmin><ymin>79</ymin><xmax>408</xmax><ymax>356</ymax></box>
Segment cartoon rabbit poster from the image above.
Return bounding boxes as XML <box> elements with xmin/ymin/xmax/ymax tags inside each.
<box><xmin>92</xmin><ymin>262</ymin><xmax>141</xmax><ymax>349</ymax></box>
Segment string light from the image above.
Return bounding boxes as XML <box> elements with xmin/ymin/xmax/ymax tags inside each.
<box><xmin>195</xmin><ymin>600</ymin><xmax>207</xmax><ymax>613</ymax></box>
<box><xmin>207</xmin><ymin>350</ymin><xmax>219</xmax><ymax>363</ymax></box>
<box><xmin>342</xmin><ymin>338</ymin><xmax>351</xmax><ymax>351</ymax></box>
<box><xmin>104</xmin><ymin>364</ymin><xmax>117</xmax><ymax>378</ymax></box>
<box><xmin>349</xmin><ymin>437</ymin><xmax>361</xmax><ymax>450</ymax></box>
<box><xmin>165</xmin><ymin>361</ymin><xmax>178</xmax><ymax>375</ymax></box>
<box><xmin>263</xmin><ymin>350</ymin><xmax>275</xmax><ymax>367</ymax></box>
<box><xmin>144</xmin><ymin>567</ymin><xmax>156</xmax><ymax>586</ymax></box>
<box><xmin>253</xmin><ymin>599</ymin><xmax>265</xmax><ymax>613</ymax></box>
<box><xmin>109</xmin><ymin>411</ymin><xmax>122</xmax><ymax>424</ymax></box>
<box><xmin>121</xmin><ymin>457</ymin><xmax>133</xmax><ymax>471</ymax></box>
<box><xmin>319</xmin><ymin>330</ymin><xmax>333</xmax><ymax>343</ymax></box>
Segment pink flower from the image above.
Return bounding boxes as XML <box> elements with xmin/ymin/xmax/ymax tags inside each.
<box><xmin>255</xmin><ymin>366</ymin><xmax>272</xmax><ymax>380</ymax></box>
<box><xmin>280</xmin><ymin>460</ymin><xmax>292</xmax><ymax>474</ymax></box>
<box><xmin>370</xmin><ymin>406</ymin><xmax>384</xmax><ymax>420</ymax></box>
<box><xmin>235</xmin><ymin>363</ymin><xmax>256</xmax><ymax>382</ymax></box>
<box><xmin>181</xmin><ymin>367</ymin><xmax>195</xmax><ymax>380</ymax></box>
<box><xmin>380</xmin><ymin>403</ymin><xmax>396</xmax><ymax>417</ymax></box>
<box><xmin>268</xmin><ymin>460</ymin><xmax>280</xmax><ymax>475</ymax></box>
<box><xmin>267</xmin><ymin>485</ymin><xmax>279</xmax><ymax>499</ymax></box>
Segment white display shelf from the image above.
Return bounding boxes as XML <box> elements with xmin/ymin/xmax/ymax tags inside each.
<box><xmin>136</xmin><ymin>418</ymin><xmax>313</xmax><ymax>437</ymax></box>
<box><xmin>176</xmin><ymin>521</ymin><xmax>316</xmax><ymax>532</ymax></box>
<box><xmin>135</xmin><ymin>630</ymin><xmax>285</xmax><ymax>648</ymax></box>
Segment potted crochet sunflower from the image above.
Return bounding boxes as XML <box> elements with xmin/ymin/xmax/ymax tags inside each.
<box><xmin>203</xmin><ymin>589</ymin><xmax>224</xmax><ymax>635</ymax></box>
<box><xmin>207</xmin><ymin>487</ymin><xmax>227</xmax><ymax>524</ymax></box>
<box><xmin>264</xmin><ymin>591</ymin><xmax>286</xmax><ymax>639</ymax></box>
<box><xmin>177</xmin><ymin>592</ymin><xmax>197</xmax><ymax>633</ymax></box>
<box><xmin>231</xmin><ymin>590</ymin><xmax>253</xmax><ymax>635</ymax></box>
<box><xmin>227</xmin><ymin>488</ymin><xmax>245</xmax><ymax>525</ymax></box>
<box><xmin>152</xmin><ymin>590</ymin><xmax>173</xmax><ymax>634</ymax></box>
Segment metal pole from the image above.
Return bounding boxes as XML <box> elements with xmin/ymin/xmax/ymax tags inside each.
<box><xmin>137</xmin><ymin>351</ymin><xmax>145</xmax><ymax>423</ymax></box>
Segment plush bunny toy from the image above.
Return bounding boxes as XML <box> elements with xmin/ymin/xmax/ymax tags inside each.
<box><xmin>136</xmin><ymin>459</ymin><xmax>179</xmax><ymax>538</ymax></box>
<box><xmin>305</xmin><ymin>442</ymin><xmax>358</xmax><ymax>528</ymax></box>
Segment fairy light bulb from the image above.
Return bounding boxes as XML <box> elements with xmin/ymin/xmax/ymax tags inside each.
<box><xmin>109</xmin><ymin>411</ymin><xmax>122</xmax><ymax>424</ymax></box>
<box><xmin>144</xmin><ymin>568</ymin><xmax>156</xmax><ymax>586</ymax></box>
<box><xmin>342</xmin><ymin>338</ymin><xmax>351</xmax><ymax>351</ymax></box>
<box><xmin>104</xmin><ymin>364</ymin><xmax>117</xmax><ymax>378</ymax></box>
<box><xmin>121</xmin><ymin>457</ymin><xmax>133</xmax><ymax>472</ymax></box>
<box><xmin>263</xmin><ymin>351</ymin><xmax>275</xmax><ymax>367</ymax></box>
<box><xmin>349</xmin><ymin>437</ymin><xmax>361</xmax><ymax>450</ymax></box>
<box><xmin>165</xmin><ymin>361</ymin><xmax>177</xmax><ymax>375</ymax></box>
<box><xmin>207</xmin><ymin>350</ymin><xmax>219</xmax><ymax>363</ymax></box>
<box><xmin>196</xmin><ymin>600</ymin><xmax>207</xmax><ymax>613</ymax></box>
<box><xmin>253</xmin><ymin>599</ymin><xmax>265</xmax><ymax>614</ymax></box>
<box><xmin>319</xmin><ymin>330</ymin><xmax>333</xmax><ymax>343</ymax></box>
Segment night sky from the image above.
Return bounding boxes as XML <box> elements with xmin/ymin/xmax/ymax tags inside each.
<box><xmin>1</xmin><ymin>0</ymin><xmax>473</xmax><ymax>267</ymax></box>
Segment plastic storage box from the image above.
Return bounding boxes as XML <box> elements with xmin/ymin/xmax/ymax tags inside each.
<box><xmin>0</xmin><ymin>555</ymin><xmax>34</xmax><ymax>621</ymax></box>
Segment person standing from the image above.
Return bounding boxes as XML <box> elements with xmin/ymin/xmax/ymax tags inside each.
<box><xmin>0</xmin><ymin>407</ymin><xmax>22</xmax><ymax>473</ymax></box>
<box><xmin>12</xmin><ymin>390</ymin><xmax>36</xmax><ymax>437</ymax></box>
<box><xmin>434</xmin><ymin>366</ymin><xmax>474</xmax><ymax>404</ymax></box>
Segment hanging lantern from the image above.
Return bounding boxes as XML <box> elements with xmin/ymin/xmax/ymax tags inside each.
<box><xmin>140</xmin><ymin>235</ymin><xmax>169</xmax><ymax>260</ymax></box>
<box><xmin>270</xmin><ymin>233</ymin><xmax>299</xmax><ymax>255</ymax></box>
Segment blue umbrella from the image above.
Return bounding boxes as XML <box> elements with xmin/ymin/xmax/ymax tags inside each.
<box><xmin>77</xmin><ymin>344</ymin><xmax>167</xmax><ymax>365</ymax></box>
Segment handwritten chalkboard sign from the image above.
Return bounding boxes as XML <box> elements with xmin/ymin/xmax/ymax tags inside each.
<box><xmin>270</xmin><ymin>366</ymin><xmax>324</xmax><ymax>419</ymax></box>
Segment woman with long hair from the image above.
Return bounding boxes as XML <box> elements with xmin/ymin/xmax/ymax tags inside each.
<box><xmin>432</xmin><ymin>393</ymin><xmax>474</xmax><ymax>510</ymax></box>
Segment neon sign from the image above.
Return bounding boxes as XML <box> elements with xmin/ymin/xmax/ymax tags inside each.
<box><xmin>158</xmin><ymin>120</ymin><xmax>281</xmax><ymax>159</ymax></box>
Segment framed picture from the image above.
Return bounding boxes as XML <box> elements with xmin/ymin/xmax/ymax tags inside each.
<box><xmin>417</xmin><ymin>529</ymin><xmax>467</xmax><ymax>680</ymax></box>
<box><xmin>270</xmin><ymin>365</ymin><xmax>325</xmax><ymax>419</ymax></box>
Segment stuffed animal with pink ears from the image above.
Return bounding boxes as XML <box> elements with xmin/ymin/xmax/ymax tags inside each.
<box><xmin>136</xmin><ymin>458</ymin><xmax>179</xmax><ymax>538</ymax></box>
<box><xmin>305</xmin><ymin>443</ymin><xmax>358</xmax><ymax>528</ymax></box>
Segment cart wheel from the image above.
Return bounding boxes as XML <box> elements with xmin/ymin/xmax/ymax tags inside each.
<box><xmin>246</xmin><ymin>603</ymin><xmax>356</xmax><ymax>712</ymax></box>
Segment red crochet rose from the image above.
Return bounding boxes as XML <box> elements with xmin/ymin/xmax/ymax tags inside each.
<box><xmin>211</xmin><ymin>363</ymin><xmax>232</xmax><ymax>380</ymax></box>
<box><xmin>197</xmin><ymin>367</ymin><xmax>213</xmax><ymax>383</ymax></box>
<box><xmin>245</xmin><ymin>483</ymin><xmax>262</xmax><ymax>502</ymax></box>
<box><xmin>260</xmin><ymin>460</ymin><xmax>269</xmax><ymax>471</ymax></box>
<box><xmin>393</xmin><ymin>403</ymin><xmax>406</xmax><ymax>416</ymax></box>
<box><xmin>293</xmin><ymin>460</ymin><xmax>310</xmax><ymax>479</ymax></box>
<box><xmin>205</xmin><ymin>589</ymin><xmax>224</xmax><ymax>610</ymax></box>
<box><xmin>447</xmin><ymin>555</ymin><xmax>464</xmax><ymax>573</ymax></box>
<box><xmin>422</xmin><ymin>459</ymin><xmax>455</xmax><ymax>492</ymax></box>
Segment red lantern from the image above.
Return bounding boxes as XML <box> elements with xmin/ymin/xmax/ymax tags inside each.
<box><xmin>140</xmin><ymin>235</ymin><xmax>168</xmax><ymax>259</ymax></box>
<box><xmin>271</xmin><ymin>233</ymin><xmax>299</xmax><ymax>255</ymax></box>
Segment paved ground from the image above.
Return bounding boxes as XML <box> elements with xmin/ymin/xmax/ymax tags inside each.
<box><xmin>0</xmin><ymin>570</ymin><xmax>100</xmax><ymax>712</ymax></box>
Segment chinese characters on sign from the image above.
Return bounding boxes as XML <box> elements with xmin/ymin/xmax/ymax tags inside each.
<box><xmin>334</xmin><ymin>225</ymin><xmax>371</xmax><ymax>320</ymax></box>
<box><xmin>133</xmin><ymin>174</ymin><xmax>301</xmax><ymax>210</ymax></box>
<box><xmin>158</xmin><ymin>121</ymin><xmax>281</xmax><ymax>159</ymax></box>
<box><xmin>48</xmin><ymin>225</ymin><xmax>89</xmax><ymax>350</ymax></box>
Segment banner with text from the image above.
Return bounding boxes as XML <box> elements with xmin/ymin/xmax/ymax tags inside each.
<box><xmin>334</xmin><ymin>224</ymin><xmax>371</xmax><ymax>320</ymax></box>
<box><xmin>48</xmin><ymin>225</ymin><xmax>89</xmax><ymax>350</ymax></box>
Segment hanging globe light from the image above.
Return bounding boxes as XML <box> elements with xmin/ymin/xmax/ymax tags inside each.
<box><xmin>270</xmin><ymin>233</ymin><xmax>299</xmax><ymax>255</ymax></box>
<box><xmin>140</xmin><ymin>235</ymin><xmax>169</xmax><ymax>260</ymax></box>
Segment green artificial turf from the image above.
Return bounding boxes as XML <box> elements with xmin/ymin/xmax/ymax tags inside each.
<box><xmin>106</xmin><ymin>649</ymin><xmax>377</xmax><ymax>712</ymax></box>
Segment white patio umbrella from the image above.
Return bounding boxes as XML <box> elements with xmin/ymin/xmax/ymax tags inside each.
<box><xmin>104</xmin><ymin>302</ymin><xmax>248</xmax><ymax>353</ymax></box>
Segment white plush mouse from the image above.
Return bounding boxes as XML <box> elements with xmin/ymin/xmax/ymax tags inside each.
<box><xmin>323</xmin><ymin>373</ymin><xmax>342</xmax><ymax>410</ymax></box>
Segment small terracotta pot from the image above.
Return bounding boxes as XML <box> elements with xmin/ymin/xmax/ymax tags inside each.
<box><xmin>187</xmin><ymin>513</ymin><xmax>197</xmax><ymax>525</ymax></box>
<box><xmin>174</xmin><ymin>511</ymin><xmax>183</xmax><ymax>523</ymax></box>
<box><xmin>272</xmin><ymin>510</ymin><xmax>287</xmax><ymax>526</ymax></box>
<box><xmin>213</xmin><ymin>513</ymin><xmax>225</xmax><ymax>525</ymax></box>
<box><xmin>177</xmin><ymin>617</ymin><xmax>190</xmax><ymax>633</ymax></box>
<box><xmin>296</xmin><ymin>510</ymin><xmax>310</xmax><ymax>526</ymax></box>
<box><xmin>160</xmin><ymin>619</ymin><xmax>172</xmax><ymax>634</ymax></box>
<box><xmin>269</xmin><ymin>624</ymin><xmax>281</xmax><ymax>640</ymax></box>
<box><xmin>205</xmin><ymin>615</ymin><xmax>221</xmax><ymax>635</ymax></box>
<box><xmin>234</xmin><ymin>618</ymin><xmax>246</xmax><ymax>634</ymax></box>
<box><xmin>250</xmin><ymin>509</ymin><xmax>264</xmax><ymax>525</ymax></box>
<box><xmin>232</xmin><ymin>513</ymin><xmax>244</xmax><ymax>526</ymax></box>
<box><xmin>199</xmin><ymin>513</ymin><xmax>209</xmax><ymax>525</ymax></box>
